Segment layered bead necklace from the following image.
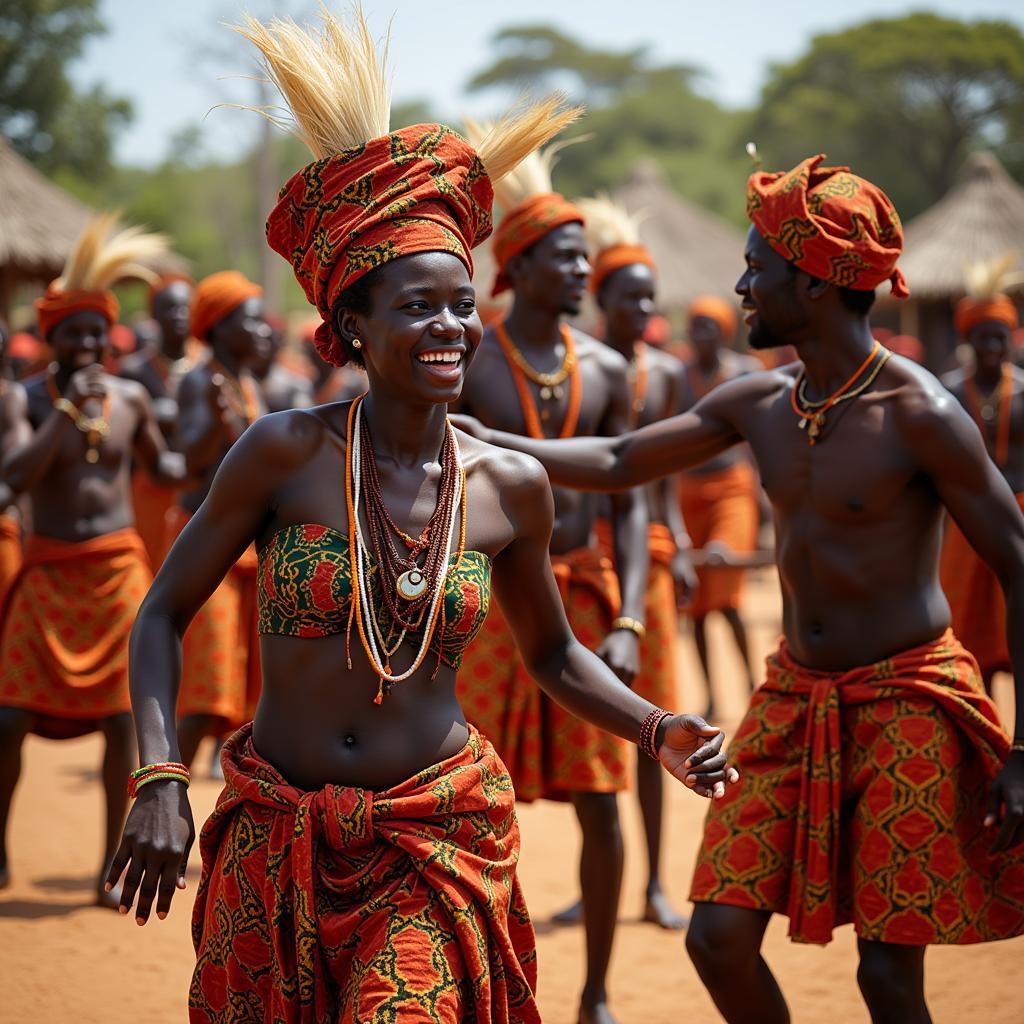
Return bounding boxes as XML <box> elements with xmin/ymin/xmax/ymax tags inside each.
<box><xmin>495</xmin><ymin>320</ymin><xmax>582</xmax><ymax>438</ymax></box>
<box><xmin>46</xmin><ymin>370</ymin><xmax>111</xmax><ymax>464</ymax></box>
<box><xmin>345</xmin><ymin>395</ymin><xmax>466</xmax><ymax>702</ymax></box>
<box><xmin>207</xmin><ymin>357</ymin><xmax>260</xmax><ymax>425</ymax></box>
<box><xmin>790</xmin><ymin>340</ymin><xmax>891</xmax><ymax>445</ymax></box>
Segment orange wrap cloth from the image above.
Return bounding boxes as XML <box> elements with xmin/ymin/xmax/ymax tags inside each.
<box><xmin>747</xmin><ymin>154</ymin><xmax>909</xmax><ymax>298</ymax></box>
<box><xmin>0</xmin><ymin>512</ymin><xmax>22</xmax><ymax>614</ymax></box>
<box><xmin>458</xmin><ymin>545</ymin><xmax>628</xmax><ymax>802</ymax></box>
<box><xmin>267</xmin><ymin>124</ymin><xmax>494</xmax><ymax>368</ymax></box>
<box><xmin>131</xmin><ymin>471</ymin><xmax>178</xmax><ymax>570</ymax></box>
<box><xmin>189</xmin><ymin>723</ymin><xmax>539</xmax><ymax>1024</ymax></box>
<box><xmin>590</xmin><ymin>243</ymin><xmax>656</xmax><ymax>294</ymax></box>
<box><xmin>940</xmin><ymin>494</ymin><xmax>1024</xmax><ymax>678</ymax></box>
<box><xmin>678</xmin><ymin>461</ymin><xmax>759</xmax><ymax>617</ymax></box>
<box><xmin>595</xmin><ymin>519</ymin><xmax>679</xmax><ymax>708</ymax></box>
<box><xmin>491</xmin><ymin>192</ymin><xmax>584</xmax><ymax>297</ymax></box>
<box><xmin>688</xmin><ymin>295</ymin><xmax>738</xmax><ymax>340</ymax></box>
<box><xmin>691</xmin><ymin>631</ymin><xmax>1024</xmax><ymax>945</ymax></box>
<box><xmin>35</xmin><ymin>283</ymin><xmax>119</xmax><ymax>341</ymax></box>
<box><xmin>0</xmin><ymin>529</ymin><xmax>151</xmax><ymax>738</ymax></box>
<box><xmin>190</xmin><ymin>271</ymin><xmax>263</xmax><ymax>343</ymax></box>
<box><xmin>167</xmin><ymin>507</ymin><xmax>261</xmax><ymax>728</ymax></box>
<box><xmin>954</xmin><ymin>295</ymin><xmax>1019</xmax><ymax>338</ymax></box>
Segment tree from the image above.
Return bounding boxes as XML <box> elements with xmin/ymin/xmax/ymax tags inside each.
<box><xmin>748</xmin><ymin>14</ymin><xmax>1024</xmax><ymax>220</ymax></box>
<box><xmin>0</xmin><ymin>0</ymin><xmax>132</xmax><ymax>177</ymax></box>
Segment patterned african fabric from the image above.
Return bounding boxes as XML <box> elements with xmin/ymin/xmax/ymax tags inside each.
<box><xmin>678</xmin><ymin>461</ymin><xmax>758</xmax><ymax>618</ymax></box>
<box><xmin>939</xmin><ymin>494</ymin><xmax>1024</xmax><ymax>679</ymax></box>
<box><xmin>490</xmin><ymin>193</ymin><xmax>584</xmax><ymax>297</ymax></box>
<box><xmin>130</xmin><ymin>470</ymin><xmax>177</xmax><ymax>570</ymax></box>
<box><xmin>595</xmin><ymin>520</ymin><xmax>678</xmax><ymax>708</ymax></box>
<box><xmin>457</xmin><ymin>545</ymin><xmax>629</xmax><ymax>802</ymax></box>
<box><xmin>257</xmin><ymin>523</ymin><xmax>490</xmax><ymax>669</ymax></box>
<box><xmin>0</xmin><ymin>512</ymin><xmax>21</xmax><ymax>615</ymax></box>
<box><xmin>189</xmin><ymin>723</ymin><xmax>539</xmax><ymax>1024</ymax></box>
<box><xmin>747</xmin><ymin>154</ymin><xmax>909</xmax><ymax>299</ymax></box>
<box><xmin>168</xmin><ymin>507</ymin><xmax>262</xmax><ymax>728</ymax></box>
<box><xmin>0</xmin><ymin>528</ymin><xmax>150</xmax><ymax>739</ymax></box>
<box><xmin>267</xmin><ymin>125</ymin><xmax>493</xmax><ymax>368</ymax></box>
<box><xmin>690</xmin><ymin>630</ymin><xmax>1024</xmax><ymax>946</ymax></box>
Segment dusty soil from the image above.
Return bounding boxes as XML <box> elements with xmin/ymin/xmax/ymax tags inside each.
<box><xmin>2</xmin><ymin>569</ymin><xmax>1021</xmax><ymax>1022</ymax></box>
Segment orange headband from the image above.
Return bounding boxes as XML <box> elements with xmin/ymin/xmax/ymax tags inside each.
<box><xmin>35</xmin><ymin>285</ymin><xmax>119</xmax><ymax>341</ymax></box>
<box><xmin>954</xmin><ymin>295</ymin><xmax>1019</xmax><ymax>338</ymax></box>
<box><xmin>491</xmin><ymin>192</ymin><xmax>584</xmax><ymax>297</ymax></box>
<box><xmin>191</xmin><ymin>271</ymin><xmax>263</xmax><ymax>343</ymax></box>
<box><xmin>590</xmin><ymin>244</ymin><xmax>656</xmax><ymax>294</ymax></box>
<box><xmin>688</xmin><ymin>295</ymin><xmax>737</xmax><ymax>339</ymax></box>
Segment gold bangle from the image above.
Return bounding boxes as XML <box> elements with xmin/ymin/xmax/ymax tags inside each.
<box><xmin>612</xmin><ymin>616</ymin><xmax>646</xmax><ymax>639</ymax></box>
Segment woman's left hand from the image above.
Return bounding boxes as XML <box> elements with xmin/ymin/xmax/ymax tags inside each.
<box><xmin>658</xmin><ymin>715</ymin><xmax>740</xmax><ymax>799</ymax></box>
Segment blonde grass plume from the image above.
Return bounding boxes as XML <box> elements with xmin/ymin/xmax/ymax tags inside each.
<box><xmin>963</xmin><ymin>252</ymin><xmax>1024</xmax><ymax>299</ymax></box>
<box><xmin>575</xmin><ymin>192</ymin><xmax>645</xmax><ymax>253</ymax></box>
<box><xmin>235</xmin><ymin>4</ymin><xmax>583</xmax><ymax>184</ymax></box>
<box><xmin>57</xmin><ymin>211</ymin><xmax>168</xmax><ymax>292</ymax></box>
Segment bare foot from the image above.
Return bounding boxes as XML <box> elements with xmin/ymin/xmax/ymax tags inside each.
<box><xmin>579</xmin><ymin>1001</ymin><xmax>618</xmax><ymax>1024</ymax></box>
<box><xmin>551</xmin><ymin>898</ymin><xmax>582</xmax><ymax>926</ymax></box>
<box><xmin>96</xmin><ymin>881</ymin><xmax>122</xmax><ymax>911</ymax></box>
<box><xmin>643</xmin><ymin>889</ymin><xmax>688</xmax><ymax>930</ymax></box>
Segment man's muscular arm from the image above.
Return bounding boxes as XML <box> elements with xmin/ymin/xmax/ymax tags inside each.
<box><xmin>903</xmin><ymin>384</ymin><xmax>1024</xmax><ymax>851</ymax></box>
<box><xmin>127</xmin><ymin>380</ymin><xmax>187</xmax><ymax>485</ymax></box>
<box><xmin>452</xmin><ymin>371</ymin><xmax>764</xmax><ymax>491</ymax></box>
<box><xmin>177</xmin><ymin>371</ymin><xmax>232</xmax><ymax>477</ymax></box>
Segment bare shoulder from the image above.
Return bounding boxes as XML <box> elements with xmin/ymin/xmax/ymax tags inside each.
<box><xmin>456</xmin><ymin>428</ymin><xmax>550</xmax><ymax>508</ymax></box>
<box><xmin>230</xmin><ymin>406</ymin><xmax>337</xmax><ymax>474</ymax></box>
<box><xmin>712</xmin><ymin>362</ymin><xmax>794</xmax><ymax>405</ymax></box>
<box><xmin>118</xmin><ymin>348</ymin><xmax>152</xmax><ymax>380</ymax></box>
<box><xmin>572</xmin><ymin>329</ymin><xmax>629</xmax><ymax>376</ymax></box>
<box><xmin>647</xmin><ymin>345</ymin><xmax>685</xmax><ymax>381</ymax></box>
<box><xmin>110</xmin><ymin>374</ymin><xmax>149</xmax><ymax>404</ymax></box>
<box><xmin>887</xmin><ymin>355</ymin><xmax>970</xmax><ymax>441</ymax></box>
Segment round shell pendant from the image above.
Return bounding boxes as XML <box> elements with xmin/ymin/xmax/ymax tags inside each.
<box><xmin>85</xmin><ymin>448</ymin><xmax>100</xmax><ymax>464</ymax></box>
<box><xmin>539</xmin><ymin>385</ymin><xmax>553</xmax><ymax>401</ymax></box>
<box><xmin>396</xmin><ymin>568</ymin><xmax>427</xmax><ymax>601</ymax></box>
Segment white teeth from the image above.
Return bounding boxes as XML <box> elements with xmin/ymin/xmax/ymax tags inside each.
<box><xmin>418</xmin><ymin>351</ymin><xmax>461</xmax><ymax>364</ymax></box>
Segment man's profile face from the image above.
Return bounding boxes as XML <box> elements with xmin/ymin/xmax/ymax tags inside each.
<box><xmin>735</xmin><ymin>227</ymin><xmax>803</xmax><ymax>351</ymax></box>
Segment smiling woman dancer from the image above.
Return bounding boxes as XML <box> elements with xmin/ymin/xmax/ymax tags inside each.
<box><xmin>104</xmin><ymin>10</ymin><xmax>736</xmax><ymax>1023</ymax></box>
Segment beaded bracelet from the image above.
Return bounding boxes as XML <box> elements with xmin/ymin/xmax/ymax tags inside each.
<box><xmin>128</xmin><ymin>762</ymin><xmax>191</xmax><ymax>799</ymax></box>
<box><xmin>639</xmin><ymin>709</ymin><xmax>672</xmax><ymax>760</ymax></box>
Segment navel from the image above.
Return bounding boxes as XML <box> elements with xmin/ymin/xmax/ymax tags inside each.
<box><xmin>343</xmin><ymin>733</ymin><xmax>356</xmax><ymax>748</ymax></box>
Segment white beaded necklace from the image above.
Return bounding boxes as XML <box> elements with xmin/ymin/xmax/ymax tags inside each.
<box><xmin>349</xmin><ymin>398</ymin><xmax>464</xmax><ymax>685</ymax></box>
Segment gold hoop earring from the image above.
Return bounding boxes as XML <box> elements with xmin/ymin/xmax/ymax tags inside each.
<box><xmin>351</xmin><ymin>338</ymin><xmax>362</xmax><ymax>349</ymax></box>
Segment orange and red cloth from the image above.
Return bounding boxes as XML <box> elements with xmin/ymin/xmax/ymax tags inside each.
<box><xmin>691</xmin><ymin>630</ymin><xmax>1023</xmax><ymax>945</ymax></box>
<box><xmin>190</xmin><ymin>723</ymin><xmax>540</xmax><ymax>1023</ymax></box>
<box><xmin>190</xmin><ymin>270</ymin><xmax>263</xmax><ymax>343</ymax></box>
<box><xmin>35</xmin><ymin>285</ymin><xmax>119</xmax><ymax>341</ymax></box>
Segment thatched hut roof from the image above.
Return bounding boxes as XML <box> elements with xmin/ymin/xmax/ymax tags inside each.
<box><xmin>0</xmin><ymin>135</ymin><xmax>91</xmax><ymax>281</ymax></box>
<box><xmin>899</xmin><ymin>152</ymin><xmax>1024</xmax><ymax>301</ymax></box>
<box><xmin>612</xmin><ymin>159</ymin><xmax>746</xmax><ymax>314</ymax></box>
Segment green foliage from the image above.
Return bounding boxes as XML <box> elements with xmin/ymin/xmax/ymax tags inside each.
<box><xmin>748</xmin><ymin>13</ymin><xmax>1024</xmax><ymax>220</ymax></box>
<box><xmin>0</xmin><ymin>0</ymin><xmax>132</xmax><ymax>177</ymax></box>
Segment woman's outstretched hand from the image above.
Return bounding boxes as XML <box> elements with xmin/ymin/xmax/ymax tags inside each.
<box><xmin>658</xmin><ymin>715</ymin><xmax>740</xmax><ymax>799</ymax></box>
<box><xmin>104</xmin><ymin>781</ymin><xmax>195</xmax><ymax>925</ymax></box>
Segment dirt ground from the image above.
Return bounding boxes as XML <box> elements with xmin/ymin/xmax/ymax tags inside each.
<box><xmin>1</xmin><ymin>568</ymin><xmax>1021</xmax><ymax>1023</ymax></box>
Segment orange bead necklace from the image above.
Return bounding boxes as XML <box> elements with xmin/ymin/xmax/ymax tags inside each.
<box><xmin>965</xmin><ymin>362</ymin><xmax>1013</xmax><ymax>466</ymax></box>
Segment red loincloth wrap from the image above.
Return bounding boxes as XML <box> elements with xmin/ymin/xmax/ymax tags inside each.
<box><xmin>595</xmin><ymin>519</ymin><xmax>678</xmax><ymax>708</ymax></box>
<box><xmin>691</xmin><ymin>630</ymin><xmax>1024</xmax><ymax>945</ymax></box>
<box><xmin>0</xmin><ymin>512</ymin><xmax>22</xmax><ymax>613</ymax></box>
<box><xmin>940</xmin><ymin>495</ymin><xmax>1024</xmax><ymax>678</ymax></box>
<box><xmin>678</xmin><ymin>461</ymin><xmax>758</xmax><ymax>617</ymax></box>
<box><xmin>167</xmin><ymin>507</ymin><xmax>262</xmax><ymax>728</ymax></box>
<box><xmin>458</xmin><ymin>545</ymin><xmax>628</xmax><ymax>801</ymax></box>
<box><xmin>131</xmin><ymin>471</ymin><xmax>178</xmax><ymax>570</ymax></box>
<box><xmin>189</xmin><ymin>723</ymin><xmax>539</xmax><ymax>1024</ymax></box>
<box><xmin>0</xmin><ymin>529</ymin><xmax>150</xmax><ymax>738</ymax></box>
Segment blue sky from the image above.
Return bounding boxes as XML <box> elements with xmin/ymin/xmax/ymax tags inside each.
<box><xmin>71</xmin><ymin>0</ymin><xmax>1024</xmax><ymax>167</ymax></box>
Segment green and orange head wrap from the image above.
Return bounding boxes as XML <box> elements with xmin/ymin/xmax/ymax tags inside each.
<box><xmin>746</xmin><ymin>153</ymin><xmax>909</xmax><ymax>299</ymax></box>
<box><xmin>237</xmin><ymin>7</ymin><xmax>582</xmax><ymax>368</ymax></box>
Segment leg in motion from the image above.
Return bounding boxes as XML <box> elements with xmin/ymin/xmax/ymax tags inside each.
<box><xmin>636</xmin><ymin>753</ymin><xmax>686</xmax><ymax>929</ymax></box>
<box><xmin>0</xmin><ymin>707</ymin><xmax>34</xmax><ymax>889</ymax></box>
<box><xmin>98</xmin><ymin>712</ymin><xmax>136</xmax><ymax>907</ymax></box>
<box><xmin>722</xmin><ymin>606</ymin><xmax>757</xmax><ymax>693</ymax></box>
<box><xmin>856</xmin><ymin>939</ymin><xmax>930</xmax><ymax>1024</ymax></box>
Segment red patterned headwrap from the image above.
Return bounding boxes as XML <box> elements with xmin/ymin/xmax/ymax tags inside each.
<box><xmin>266</xmin><ymin>124</ymin><xmax>493</xmax><ymax>368</ymax></box>
<box><xmin>590</xmin><ymin>243</ymin><xmax>656</xmax><ymax>294</ymax></box>
<box><xmin>36</xmin><ymin>285</ymin><xmax>119</xmax><ymax>341</ymax></box>
<box><xmin>491</xmin><ymin>192</ymin><xmax>584</xmax><ymax>297</ymax></box>
<box><xmin>954</xmin><ymin>295</ymin><xmax>1019</xmax><ymax>338</ymax></box>
<box><xmin>747</xmin><ymin>154</ymin><xmax>909</xmax><ymax>300</ymax></box>
<box><xmin>688</xmin><ymin>295</ymin><xmax>738</xmax><ymax>339</ymax></box>
<box><xmin>191</xmin><ymin>271</ymin><xmax>263</xmax><ymax>343</ymax></box>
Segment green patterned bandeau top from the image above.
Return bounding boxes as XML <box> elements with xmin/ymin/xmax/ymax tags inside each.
<box><xmin>258</xmin><ymin>523</ymin><xmax>491</xmax><ymax>670</ymax></box>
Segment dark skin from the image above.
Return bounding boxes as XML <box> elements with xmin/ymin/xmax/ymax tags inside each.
<box><xmin>457</xmin><ymin>223</ymin><xmax>649</xmax><ymax>1024</ymax></box>
<box><xmin>104</xmin><ymin>251</ymin><xmax>736</xmax><ymax>962</ymax></box>
<box><xmin>680</xmin><ymin>314</ymin><xmax>763</xmax><ymax>717</ymax></box>
<box><xmin>0</xmin><ymin>310</ymin><xmax>185</xmax><ymax>905</ymax></box>
<box><xmin>597</xmin><ymin>261</ymin><xmax>693</xmax><ymax>932</ymax></box>
<box><xmin>251</xmin><ymin>327</ymin><xmax>314</xmax><ymax>413</ymax></box>
<box><xmin>173</xmin><ymin>295</ymin><xmax>271</xmax><ymax>766</ymax></box>
<box><xmin>455</xmin><ymin>227</ymin><xmax>1024</xmax><ymax>1024</ymax></box>
<box><xmin>0</xmin><ymin>321</ymin><xmax>23</xmax><ymax>519</ymax></box>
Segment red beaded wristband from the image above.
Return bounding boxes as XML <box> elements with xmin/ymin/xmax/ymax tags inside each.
<box><xmin>639</xmin><ymin>709</ymin><xmax>672</xmax><ymax>760</ymax></box>
<box><xmin>127</xmin><ymin>762</ymin><xmax>190</xmax><ymax>799</ymax></box>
